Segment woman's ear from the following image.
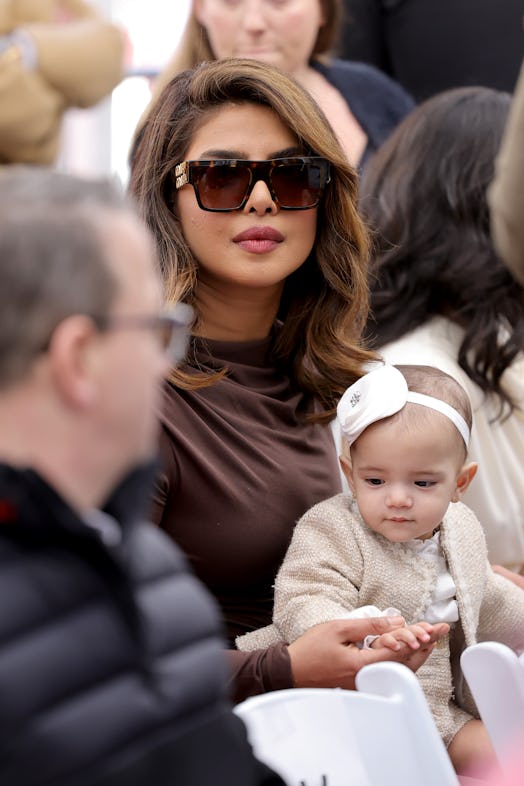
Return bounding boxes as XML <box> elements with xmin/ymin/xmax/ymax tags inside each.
<box><xmin>451</xmin><ymin>461</ymin><xmax>478</xmax><ymax>502</ymax></box>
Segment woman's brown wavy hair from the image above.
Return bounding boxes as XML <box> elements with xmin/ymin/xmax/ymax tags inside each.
<box><xmin>129</xmin><ymin>57</ymin><xmax>374</xmax><ymax>421</ymax></box>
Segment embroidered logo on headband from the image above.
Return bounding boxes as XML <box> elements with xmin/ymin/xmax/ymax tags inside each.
<box><xmin>337</xmin><ymin>364</ymin><xmax>470</xmax><ymax>447</ymax></box>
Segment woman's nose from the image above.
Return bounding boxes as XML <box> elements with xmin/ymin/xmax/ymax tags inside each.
<box><xmin>244</xmin><ymin>179</ymin><xmax>278</xmax><ymax>215</ymax></box>
<box><xmin>243</xmin><ymin>0</ymin><xmax>267</xmax><ymax>32</ymax></box>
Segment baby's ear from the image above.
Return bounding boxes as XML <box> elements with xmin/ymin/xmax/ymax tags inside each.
<box><xmin>451</xmin><ymin>462</ymin><xmax>478</xmax><ymax>502</ymax></box>
<box><xmin>339</xmin><ymin>452</ymin><xmax>356</xmax><ymax>494</ymax></box>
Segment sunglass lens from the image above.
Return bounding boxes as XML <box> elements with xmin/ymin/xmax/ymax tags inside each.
<box><xmin>272</xmin><ymin>163</ymin><xmax>323</xmax><ymax>208</ymax></box>
<box><xmin>196</xmin><ymin>165</ymin><xmax>251</xmax><ymax>210</ymax></box>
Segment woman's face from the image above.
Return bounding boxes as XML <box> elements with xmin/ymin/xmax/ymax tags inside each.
<box><xmin>193</xmin><ymin>0</ymin><xmax>325</xmax><ymax>76</ymax></box>
<box><xmin>175</xmin><ymin>102</ymin><xmax>319</xmax><ymax>297</ymax></box>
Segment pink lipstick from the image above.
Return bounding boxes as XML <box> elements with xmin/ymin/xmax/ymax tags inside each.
<box><xmin>232</xmin><ymin>226</ymin><xmax>284</xmax><ymax>254</ymax></box>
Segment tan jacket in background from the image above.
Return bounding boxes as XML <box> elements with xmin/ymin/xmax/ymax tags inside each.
<box><xmin>0</xmin><ymin>0</ymin><xmax>124</xmax><ymax>164</ymax></box>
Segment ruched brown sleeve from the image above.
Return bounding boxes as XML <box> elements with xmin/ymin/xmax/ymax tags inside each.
<box><xmin>227</xmin><ymin>643</ymin><xmax>294</xmax><ymax>705</ymax></box>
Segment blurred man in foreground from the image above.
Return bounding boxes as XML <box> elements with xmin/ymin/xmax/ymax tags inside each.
<box><xmin>0</xmin><ymin>168</ymin><xmax>284</xmax><ymax>786</ymax></box>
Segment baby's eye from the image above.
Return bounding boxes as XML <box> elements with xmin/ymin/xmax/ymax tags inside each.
<box><xmin>414</xmin><ymin>480</ymin><xmax>436</xmax><ymax>488</ymax></box>
<box><xmin>365</xmin><ymin>478</ymin><xmax>384</xmax><ymax>486</ymax></box>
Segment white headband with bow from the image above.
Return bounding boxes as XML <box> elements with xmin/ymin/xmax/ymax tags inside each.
<box><xmin>337</xmin><ymin>364</ymin><xmax>470</xmax><ymax>447</ymax></box>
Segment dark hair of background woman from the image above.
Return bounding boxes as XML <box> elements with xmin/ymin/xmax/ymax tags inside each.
<box><xmin>360</xmin><ymin>86</ymin><xmax>524</xmax><ymax>419</ymax></box>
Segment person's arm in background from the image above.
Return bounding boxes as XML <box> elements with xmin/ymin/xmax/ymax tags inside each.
<box><xmin>0</xmin><ymin>32</ymin><xmax>63</xmax><ymax>163</ymax></box>
<box><xmin>338</xmin><ymin>0</ymin><xmax>388</xmax><ymax>70</ymax></box>
<box><xmin>23</xmin><ymin>0</ymin><xmax>124</xmax><ymax>108</ymax></box>
<box><xmin>488</xmin><ymin>57</ymin><xmax>524</xmax><ymax>286</ymax></box>
<box><xmin>0</xmin><ymin>0</ymin><xmax>124</xmax><ymax>164</ymax></box>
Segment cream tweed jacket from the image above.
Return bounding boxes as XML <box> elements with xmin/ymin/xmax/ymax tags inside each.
<box><xmin>237</xmin><ymin>493</ymin><xmax>524</xmax><ymax>745</ymax></box>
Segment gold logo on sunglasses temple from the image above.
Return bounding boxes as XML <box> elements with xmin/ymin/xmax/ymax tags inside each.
<box><xmin>173</xmin><ymin>157</ymin><xmax>331</xmax><ymax>212</ymax></box>
<box><xmin>175</xmin><ymin>161</ymin><xmax>188</xmax><ymax>189</ymax></box>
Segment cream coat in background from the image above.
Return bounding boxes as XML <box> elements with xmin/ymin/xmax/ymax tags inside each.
<box><xmin>237</xmin><ymin>494</ymin><xmax>524</xmax><ymax>745</ymax></box>
<box><xmin>489</xmin><ymin>57</ymin><xmax>524</xmax><ymax>285</ymax></box>
<box><xmin>0</xmin><ymin>0</ymin><xmax>124</xmax><ymax>164</ymax></box>
<box><xmin>379</xmin><ymin>317</ymin><xmax>524</xmax><ymax>571</ymax></box>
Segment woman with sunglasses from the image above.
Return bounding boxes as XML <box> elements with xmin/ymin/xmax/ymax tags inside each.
<box><xmin>129</xmin><ymin>57</ymin><xmax>447</xmax><ymax>703</ymax></box>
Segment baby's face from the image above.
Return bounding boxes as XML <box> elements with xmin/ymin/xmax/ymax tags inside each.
<box><xmin>343</xmin><ymin>416</ymin><xmax>466</xmax><ymax>542</ymax></box>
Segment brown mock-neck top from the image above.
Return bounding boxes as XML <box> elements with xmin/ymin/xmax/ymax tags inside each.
<box><xmin>152</xmin><ymin>332</ymin><xmax>342</xmax><ymax>700</ymax></box>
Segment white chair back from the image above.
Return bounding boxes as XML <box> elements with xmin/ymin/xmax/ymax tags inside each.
<box><xmin>234</xmin><ymin>661</ymin><xmax>459</xmax><ymax>786</ymax></box>
<box><xmin>461</xmin><ymin>641</ymin><xmax>524</xmax><ymax>771</ymax></box>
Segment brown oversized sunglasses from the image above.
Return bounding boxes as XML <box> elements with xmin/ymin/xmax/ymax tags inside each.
<box><xmin>174</xmin><ymin>157</ymin><xmax>331</xmax><ymax>212</ymax></box>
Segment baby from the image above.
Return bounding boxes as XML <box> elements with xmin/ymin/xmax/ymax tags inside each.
<box><xmin>237</xmin><ymin>364</ymin><xmax>524</xmax><ymax>775</ymax></box>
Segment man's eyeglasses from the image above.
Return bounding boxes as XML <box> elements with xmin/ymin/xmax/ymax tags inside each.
<box><xmin>174</xmin><ymin>157</ymin><xmax>331</xmax><ymax>212</ymax></box>
<box><xmin>104</xmin><ymin>302</ymin><xmax>193</xmax><ymax>364</ymax></box>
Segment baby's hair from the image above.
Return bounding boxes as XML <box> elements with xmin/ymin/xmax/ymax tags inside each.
<box><xmin>391</xmin><ymin>365</ymin><xmax>472</xmax><ymax>456</ymax></box>
<box><xmin>396</xmin><ymin>365</ymin><xmax>472</xmax><ymax>425</ymax></box>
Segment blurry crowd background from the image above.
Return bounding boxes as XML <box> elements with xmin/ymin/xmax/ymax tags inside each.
<box><xmin>58</xmin><ymin>0</ymin><xmax>524</xmax><ymax>184</ymax></box>
<box><xmin>59</xmin><ymin>0</ymin><xmax>191</xmax><ymax>182</ymax></box>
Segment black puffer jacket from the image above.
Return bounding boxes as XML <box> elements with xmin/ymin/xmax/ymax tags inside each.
<box><xmin>0</xmin><ymin>463</ymin><xmax>283</xmax><ymax>786</ymax></box>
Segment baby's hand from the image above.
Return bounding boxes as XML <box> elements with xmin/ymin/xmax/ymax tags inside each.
<box><xmin>370</xmin><ymin>621</ymin><xmax>434</xmax><ymax>652</ymax></box>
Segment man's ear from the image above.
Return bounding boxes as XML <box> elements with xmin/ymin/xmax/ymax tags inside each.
<box><xmin>451</xmin><ymin>461</ymin><xmax>478</xmax><ymax>502</ymax></box>
<box><xmin>339</xmin><ymin>452</ymin><xmax>356</xmax><ymax>495</ymax></box>
<box><xmin>47</xmin><ymin>315</ymin><xmax>100</xmax><ymax>410</ymax></box>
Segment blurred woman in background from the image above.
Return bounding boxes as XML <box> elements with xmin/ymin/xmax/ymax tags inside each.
<box><xmin>136</xmin><ymin>0</ymin><xmax>413</xmax><ymax>170</ymax></box>
<box><xmin>360</xmin><ymin>86</ymin><xmax>524</xmax><ymax>574</ymax></box>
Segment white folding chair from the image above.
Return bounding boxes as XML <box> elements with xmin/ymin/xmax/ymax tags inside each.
<box><xmin>461</xmin><ymin>641</ymin><xmax>524</xmax><ymax>771</ymax></box>
<box><xmin>234</xmin><ymin>661</ymin><xmax>458</xmax><ymax>786</ymax></box>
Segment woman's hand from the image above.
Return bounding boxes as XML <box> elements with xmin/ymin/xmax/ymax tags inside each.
<box><xmin>287</xmin><ymin>617</ymin><xmax>449</xmax><ymax>690</ymax></box>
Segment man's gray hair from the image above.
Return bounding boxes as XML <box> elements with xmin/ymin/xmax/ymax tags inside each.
<box><xmin>0</xmin><ymin>167</ymin><xmax>138</xmax><ymax>388</ymax></box>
